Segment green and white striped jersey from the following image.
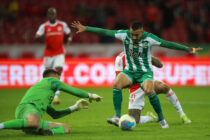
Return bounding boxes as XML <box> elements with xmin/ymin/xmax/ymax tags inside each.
<box><xmin>85</xmin><ymin>26</ymin><xmax>191</xmax><ymax>73</ymax></box>
<box><xmin>114</xmin><ymin>30</ymin><xmax>162</xmax><ymax>72</ymax></box>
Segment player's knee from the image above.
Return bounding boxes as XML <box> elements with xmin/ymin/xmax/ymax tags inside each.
<box><xmin>113</xmin><ymin>80</ymin><xmax>123</xmax><ymax>89</ymax></box>
<box><xmin>144</xmin><ymin>88</ymin><xmax>154</xmax><ymax>95</ymax></box>
<box><xmin>26</xmin><ymin>114</ymin><xmax>40</xmax><ymax>128</ymax></box>
<box><xmin>154</xmin><ymin>80</ymin><xmax>169</xmax><ymax>94</ymax></box>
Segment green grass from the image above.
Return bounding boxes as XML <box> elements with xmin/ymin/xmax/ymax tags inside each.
<box><xmin>0</xmin><ymin>87</ymin><xmax>210</xmax><ymax>140</ymax></box>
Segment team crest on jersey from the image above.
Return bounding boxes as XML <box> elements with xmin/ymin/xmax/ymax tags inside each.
<box><xmin>133</xmin><ymin>44</ymin><xmax>139</xmax><ymax>48</ymax></box>
<box><xmin>142</xmin><ymin>41</ymin><xmax>148</xmax><ymax>48</ymax></box>
<box><xmin>57</xmin><ymin>26</ymin><xmax>62</xmax><ymax>31</ymax></box>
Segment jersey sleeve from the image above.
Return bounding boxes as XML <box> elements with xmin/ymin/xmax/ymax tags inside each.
<box><xmin>115</xmin><ymin>56</ymin><xmax>124</xmax><ymax>72</ymax></box>
<box><xmin>114</xmin><ymin>30</ymin><xmax>128</xmax><ymax>41</ymax></box>
<box><xmin>50</xmin><ymin>78</ymin><xmax>89</xmax><ymax>98</ymax></box>
<box><xmin>63</xmin><ymin>22</ymin><xmax>71</xmax><ymax>35</ymax></box>
<box><xmin>148</xmin><ymin>33</ymin><xmax>190</xmax><ymax>52</ymax></box>
<box><xmin>46</xmin><ymin>104</ymin><xmax>71</xmax><ymax>119</ymax></box>
<box><xmin>36</xmin><ymin>24</ymin><xmax>45</xmax><ymax>36</ymax></box>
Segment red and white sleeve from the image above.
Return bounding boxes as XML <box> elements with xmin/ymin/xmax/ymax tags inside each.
<box><xmin>63</xmin><ymin>22</ymin><xmax>71</xmax><ymax>35</ymax></box>
<box><xmin>36</xmin><ymin>24</ymin><xmax>45</xmax><ymax>37</ymax></box>
<box><xmin>115</xmin><ymin>56</ymin><xmax>124</xmax><ymax>73</ymax></box>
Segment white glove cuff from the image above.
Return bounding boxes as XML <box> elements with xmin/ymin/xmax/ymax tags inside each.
<box><xmin>69</xmin><ymin>104</ymin><xmax>78</xmax><ymax>112</ymax></box>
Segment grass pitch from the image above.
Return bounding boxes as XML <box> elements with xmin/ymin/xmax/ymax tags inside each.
<box><xmin>0</xmin><ymin>87</ymin><xmax>210</xmax><ymax>140</ymax></box>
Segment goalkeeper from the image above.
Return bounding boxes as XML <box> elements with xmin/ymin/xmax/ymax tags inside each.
<box><xmin>0</xmin><ymin>69</ymin><xmax>102</xmax><ymax>135</ymax></box>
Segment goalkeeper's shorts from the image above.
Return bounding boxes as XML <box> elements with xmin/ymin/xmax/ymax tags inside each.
<box><xmin>15</xmin><ymin>103</ymin><xmax>41</xmax><ymax>119</ymax></box>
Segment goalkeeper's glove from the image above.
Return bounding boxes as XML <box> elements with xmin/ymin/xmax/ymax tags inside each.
<box><xmin>69</xmin><ymin>99</ymin><xmax>89</xmax><ymax>112</ymax></box>
<box><xmin>88</xmin><ymin>93</ymin><xmax>103</xmax><ymax>103</ymax></box>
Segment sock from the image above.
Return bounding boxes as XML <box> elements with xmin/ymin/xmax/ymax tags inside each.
<box><xmin>39</xmin><ymin>120</ymin><xmax>50</xmax><ymax>130</ymax></box>
<box><xmin>55</xmin><ymin>91</ymin><xmax>60</xmax><ymax>98</ymax></box>
<box><xmin>140</xmin><ymin>116</ymin><xmax>153</xmax><ymax>124</ymax></box>
<box><xmin>113</xmin><ymin>88</ymin><xmax>122</xmax><ymax>118</ymax></box>
<box><xmin>166</xmin><ymin>89</ymin><xmax>185</xmax><ymax>117</ymax></box>
<box><xmin>0</xmin><ymin>123</ymin><xmax>4</xmax><ymax>129</ymax></box>
<box><xmin>51</xmin><ymin>127</ymin><xmax>65</xmax><ymax>134</ymax></box>
<box><xmin>2</xmin><ymin>119</ymin><xmax>27</xmax><ymax>129</ymax></box>
<box><xmin>148</xmin><ymin>93</ymin><xmax>164</xmax><ymax>121</ymax></box>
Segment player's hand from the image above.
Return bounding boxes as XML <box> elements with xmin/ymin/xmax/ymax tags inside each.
<box><xmin>75</xmin><ymin>99</ymin><xmax>89</xmax><ymax>109</ymax></box>
<box><xmin>189</xmin><ymin>47</ymin><xmax>203</xmax><ymax>54</ymax></box>
<box><xmin>88</xmin><ymin>93</ymin><xmax>103</xmax><ymax>103</ymax></box>
<box><xmin>71</xmin><ymin>21</ymin><xmax>86</xmax><ymax>34</ymax></box>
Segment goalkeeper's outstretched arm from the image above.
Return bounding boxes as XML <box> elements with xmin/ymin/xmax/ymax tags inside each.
<box><xmin>47</xmin><ymin>99</ymin><xmax>89</xmax><ymax>119</ymax></box>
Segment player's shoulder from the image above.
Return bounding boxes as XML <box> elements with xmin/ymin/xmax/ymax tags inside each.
<box><xmin>57</xmin><ymin>20</ymin><xmax>68</xmax><ymax>26</ymax></box>
<box><xmin>144</xmin><ymin>32</ymin><xmax>159</xmax><ymax>39</ymax></box>
<box><xmin>115</xmin><ymin>29</ymin><xmax>129</xmax><ymax>34</ymax></box>
<box><xmin>41</xmin><ymin>21</ymin><xmax>50</xmax><ymax>26</ymax></box>
<box><xmin>117</xmin><ymin>52</ymin><xmax>125</xmax><ymax>57</ymax></box>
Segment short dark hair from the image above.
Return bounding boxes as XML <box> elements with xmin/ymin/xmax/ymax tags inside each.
<box><xmin>42</xmin><ymin>69</ymin><xmax>59</xmax><ymax>78</ymax></box>
<box><xmin>131</xmin><ymin>21</ymin><xmax>143</xmax><ymax>30</ymax></box>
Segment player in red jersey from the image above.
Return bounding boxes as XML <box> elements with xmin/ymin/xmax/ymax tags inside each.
<box><xmin>35</xmin><ymin>8</ymin><xmax>73</xmax><ymax>104</ymax></box>
<box><xmin>108</xmin><ymin>52</ymin><xmax>191</xmax><ymax>126</ymax></box>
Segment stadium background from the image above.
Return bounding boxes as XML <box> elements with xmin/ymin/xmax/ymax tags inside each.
<box><xmin>0</xmin><ymin>0</ymin><xmax>209</xmax><ymax>88</ymax></box>
<box><xmin>0</xmin><ymin>0</ymin><xmax>210</xmax><ymax>139</ymax></box>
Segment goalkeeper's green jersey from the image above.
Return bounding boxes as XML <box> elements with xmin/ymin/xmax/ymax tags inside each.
<box><xmin>19</xmin><ymin>77</ymin><xmax>89</xmax><ymax>114</ymax></box>
<box><xmin>86</xmin><ymin>27</ymin><xmax>191</xmax><ymax>73</ymax></box>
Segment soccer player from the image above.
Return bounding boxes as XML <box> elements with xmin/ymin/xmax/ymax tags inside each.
<box><xmin>35</xmin><ymin>7</ymin><xmax>73</xmax><ymax>104</ymax></box>
<box><xmin>71</xmin><ymin>21</ymin><xmax>202</xmax><ymax>128</ymax></box>
<box><xmin>0</xmin><ymin>69</ymin><xmax>102</xmax><ymax>135</ymax></box>
<box><xmin>114</xmin><ymin>51</ymin><xmax>191</xmax><ymax>124</ymax></box>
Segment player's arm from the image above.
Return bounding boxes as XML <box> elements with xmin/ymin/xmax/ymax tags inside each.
<box><xmin>63</xmin><ymin>22</ymin><xmax>74</xmax><ymax>45</ymax></box>
<box><xmin>152</xmin><ymin>56</ymin><xmax>163</xmax><ymax>68</ymax></box>
<box><xmin>51</xmin><ymin>78</ymin><xmax>102</xmax><ymax>102</ymax></box>
<box><xmin>150</xmin><ymin>33</ymin><xmax>202</xmax><ymax>54</ymax></box>
<box><xmin>34</xmin><ymin>24</ymin><xmax>45</xmax><ymax>41</ymax></box>
<box><xmin>47</xmin><ymin>99</ymin><xmax>88</xmax><ymax>119</ymax></box>
<box><xmin>71</xmin><ymin>21</ymin><xmax>116</xmax><ymax>37</ymax></box>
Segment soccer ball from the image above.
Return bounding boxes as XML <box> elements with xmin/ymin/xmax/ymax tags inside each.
<box><xmin>119</xmin><ymin>114</ymin><xmax>136</xmax><ymax>130</ymax></box>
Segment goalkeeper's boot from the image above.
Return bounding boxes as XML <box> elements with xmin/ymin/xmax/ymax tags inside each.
<box><xmin>146</xmin><ymin>111</ymin><xmax>158</xmax><ymax>122</ymax></box>
<box><xmin>52</xmin><ymin>97</ymin><xmax>60</xmax><ymax>105</ymax></box>
<box><xmin>107</xmin><ymin>115</ymin><xmax>119</xmax><ymax>127</ymax></box>
<box><xmin>181</xmin><ymin>114</ymin><xmax>191</xmax><ymax>124</ymax></box>
<box><xmin>159</xmin><ymin>119</ymin><xmax>169</xmax><ymax>129</ymax></box>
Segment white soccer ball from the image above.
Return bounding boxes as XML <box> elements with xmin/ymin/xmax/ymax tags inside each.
<box><xmin>119</xmin><ymin>114</ymin><xmax>136</xmax><ymax>130</ymax></box>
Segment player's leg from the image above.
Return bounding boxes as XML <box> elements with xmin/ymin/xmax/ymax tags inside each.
<box><xmin>128</xmin><ymin>88</ymin><xmax>157</xmax><ymax>124</ymax></box>
<box><xmin>0</xmin><ymin>104</ymin><xmax>41</xmax><ymax>130</ymax></box>
<box><xmin>0</xmin><ymin>114</ymin><xmax>40</xmax><ymax>130</ymax></box>
<box><xmin>128</xmin><ymin>87</ymin><xmax>145</xmax><ymax>123</ymax></box>
<box><xmin>52</xmin><ymin>54</ymin><xmax>65</xmax><ymax>104</ymax></box>
<box><xmin>142</xmin><ymin>79</ymin><xmax>168</xmax><ymax>128</ymax></box>
<box><xmin>154</xmin><ymin>80</ymin><xmax>191</xmax><ymax>124</ymax></box>
<box><xmin>107</xmin><ymin>72</ymin><xmax>132</xmax><ymax>126</ymax></box>
<box><xmin>48</xmin><ymin>122</ymin><xmax>70</xmax><ymax>134</ymax></box>
<box><xmin>113</xmin><ymin>72</ymin><xmax>132</xmax><ymax>117</ymax></box>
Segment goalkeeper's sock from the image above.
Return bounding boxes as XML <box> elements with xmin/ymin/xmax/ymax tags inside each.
<box><xmin>148</xmin><ymin>93</ymin><xmax>164</xmax><ymax>121</ymax></box>
<box><xmin>51</xmin><ymin>127</ymin><xmax>66</xmax><ymax>135</ymax></box>
<box><xmin>0</xmin><ymin>119</ymin><xmax>27</xmax><ymax>129</ymax></box>
<box><xmin>39</xmin><ymin>120</ymin><xmax>50</xmax><ymax>130</ymax></box>
<box><xmin>166</xmin><ymin>89</ymin><xmax>185</xmax><ymax>117</ymax></box>
<box><xmin>113</xmin><ymin>88</ymin><xmax>123</xmax><ymax>118</ymax></box>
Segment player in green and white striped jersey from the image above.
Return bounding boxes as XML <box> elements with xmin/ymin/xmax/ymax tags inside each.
<box><xmin>71</xmin><ymin>21</ymin><xmax>202</xmax><ymax>128</ymax></box>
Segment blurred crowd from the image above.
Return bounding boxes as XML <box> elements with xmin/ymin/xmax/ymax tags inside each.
<box><xmin>0</xmin><ymin>0</ymin><xmax>209</xmax><ymax>44</ymax></box>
